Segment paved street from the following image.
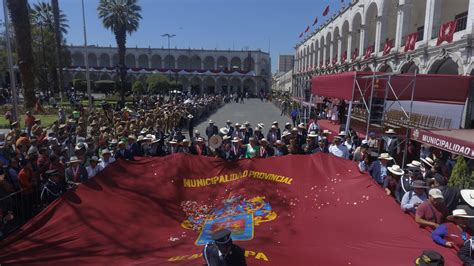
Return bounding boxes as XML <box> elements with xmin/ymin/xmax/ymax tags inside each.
<box><xmin>194</xmin><ymin>98</ymin><xmax>291</xmax><ymax>137</ymax></box>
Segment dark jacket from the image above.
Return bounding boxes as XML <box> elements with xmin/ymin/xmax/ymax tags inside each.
<box><xmin>458</xmin><ymin>238</ymin><xmax>474</xmax><ymax>265</ymax></box>
<box><xmin>203</xmin><ymin>243</ymin><xmax>247</xmax><ymax>266</ymax></box>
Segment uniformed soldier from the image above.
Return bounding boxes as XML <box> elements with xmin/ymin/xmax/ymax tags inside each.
<box><xmin>203</xmin><ymin>229</ymin><xmax>247</xmax><ymax>266</ymax></box>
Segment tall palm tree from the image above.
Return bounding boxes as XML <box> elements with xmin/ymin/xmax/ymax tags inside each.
<box><xmin>30</xmin><ymin>1</ymin><xmax>68</xmax><ymax>34</ymax></box>
<box><xmin>5</xmin><ymin>0</ymin><xmax>36</xmax><ymax>108</ymax></box>
<box><xmin>98</xmin><ymin>0</ymin><xmax>142</xmax><ymax>101</ymax></box>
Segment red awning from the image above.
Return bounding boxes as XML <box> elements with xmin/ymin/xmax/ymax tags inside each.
<box><xmin>311</xmin><ymin>71</ymin><xmax>472</xmax><ymax>104</ymax></box>
<box><xmin>411</xmin><ymin>128</ymin><xmax>474</xmax><ymax>159</ymax></box>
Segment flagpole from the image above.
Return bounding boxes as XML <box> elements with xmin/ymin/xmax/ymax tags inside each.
<box><xmin>3</xmin><ymin>0</ymin><xmax>19</xmax><ymax>122</ymax></box>
<box><xmin>81</xmin><ymin>0</ymin><xmax>92</xmax><ymax>110</ymax></box>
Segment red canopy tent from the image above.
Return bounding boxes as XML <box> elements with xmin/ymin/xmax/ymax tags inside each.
<box><xmin>311</xmin><ymin>71</ymin><xmax>472</xmax><ymax>104</ymax></box>
<box><xmin>0</xmin><ymin>154</ymin><xmax>462</xmax><ymax>265</ymax></box>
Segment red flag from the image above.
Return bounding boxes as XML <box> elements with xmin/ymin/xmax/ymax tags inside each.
<box><xmin>383</xmin><ymin>39</ymin><xmax>393</xmax><ymax>56</ymax></box>
<box><xmin>323</xmin><ymin>5</ymin><xmax>330</xmax><ymax>16</ymax></box>
<box><xmin>299</xmin><ymin>32</ymin><xmax>303</xmax><ymax>38</ymax></box>
<box><xmin>364</xmin><ymin>45</ymin><xmax>374</xmax><ymax>59</ymax></box>
<box><xmin>351</xmin><ymin>48</ymin><xmax>359</xmax><ymax>61</ymax></box>
<box><xmin>312</xmin><ymin>17</ymin><xmax>318</xmax><ymax>26</ymax></box>
<box><xmin>332</xmin><ymin>57</ymin><xmax>337</xmax><ymax>65</ymax></box>
<box><xmin>404</xmin><ymin>32</ymin><xmax>417</xmax><ymax>52</ymax></box>
<box><xmin>436</xmin><ymin>20</ymin><xmax>457</xmax><ymax>46</ymax></box>
<box><xmin>341</xmin><ymin>51</ymin><xmax>347</xmax><ymax>63</ymax></box>
<box><xmin>305</xmin><ymin>25</ymin><xmax>310</xmax><ymax>33</ymax></box>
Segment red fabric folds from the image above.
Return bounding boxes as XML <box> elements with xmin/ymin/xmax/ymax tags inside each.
<box><xmin>0</xmin><ymin>154</ymin><xmax>461</xmax><ymax>265</ymax></box>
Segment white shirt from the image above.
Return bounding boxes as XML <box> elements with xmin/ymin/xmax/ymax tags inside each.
<box><xmin>99</xmin><ymin>157</ymin><xmax>116</xmax><ymax>169</ymax></box>
<box><xmin>328</xmin><ymin>144</ymin><xmax>349</xmax><ymax>159</ymax></box>
<box><xmin>86</xmin><ymin>164</ymin><xmax>104</xmax><ymax>178</ymax></box>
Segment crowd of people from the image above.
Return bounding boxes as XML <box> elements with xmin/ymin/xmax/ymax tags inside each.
<box><xmin>1</xmin><ymin>91</ymin><xmax>474</xmax><ymax>263</ymax></box>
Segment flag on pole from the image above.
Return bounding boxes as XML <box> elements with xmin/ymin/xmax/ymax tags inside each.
<box><xmin>312</xmin><ymin>17</ymin><xmax>318</xmax><ymax>26</ymax></box>
<box><xmin>323</xmin><ymin>5</ymin><xmax>330</xmax><ymax>16</ymax></box>
<box><xmin>436</xmin><ymin>20</ymin><xmax>457</xmax><ymax>46</ymax></box>
<box><xmin>383</xmin><ymin>39</ymin><xmax>393</xmax><ymax>55</ymax></box>
<box><xmin>299</xmin><ymin>32</ymin><xmax>304</xmax><ymax>38</ymax></box>
<box><xmin>305</xmin><ymin>25</ymin><xmax>310</xmax><ymax>33</ymax></box>
<box><xmin>341</xmin><ymin>51</ymin><xmax>347</xmax><ymax>63</ymax></box>
<box><xmin>364</xmin><ymin>45</ymin><xmax>374</xmax><ymax>59</ymax></box>
<box><xmin>351</xmin><ymin>48</ymin><xmax>359</xmax><ymax>61</ymax></box>
<box><xmin>404</xmin><ymin>32</ymin><xmax>417</xmax><ymax>52</ymax></box>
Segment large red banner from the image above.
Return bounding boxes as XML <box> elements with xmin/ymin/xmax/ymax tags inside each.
<box><xmin>0</xmin><ymin>154</ymin><xmax>460</xmax><ymax>265</ymax></box>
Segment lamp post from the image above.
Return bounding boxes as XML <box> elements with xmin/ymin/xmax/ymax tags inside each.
<box><xmin>3</xmin><ymin>0</ymin><xmax>18</xmax><ymax>122</ymax></box>
<box><xmin>161</xmin><ymin>33</ymin><xmax>175</xmax><ymax>94</ymax></box>
<box><xmin>81</xmin><ymin>0</ymin><xmax>92</xmax><ymax>110</ymax></box>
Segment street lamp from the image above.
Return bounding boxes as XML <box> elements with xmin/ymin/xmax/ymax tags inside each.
<box><xmin>81</xmin><ymin>0</ymin><xmax>92</xmax><ymax>109</ymax></box>
<box><xmin>161</xmin><ymin>33</ymin><xmax>175</xmax><ymax>93</ymax></box>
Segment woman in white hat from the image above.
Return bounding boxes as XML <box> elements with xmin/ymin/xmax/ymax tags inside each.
<box><xmin>385</xmin><ymin>165</ymin><xmax>404</xmax><ymax>201</ymax></box>
<box><xmin>432</xmin><ymin>209</ymin><xmax>472</xmax><ymax>250</ymax></box>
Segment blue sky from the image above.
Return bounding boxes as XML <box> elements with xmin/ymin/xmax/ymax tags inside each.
<box><xmin>2</xmin><ymin>0</ymin><xmax>345</xmax><ymax>73</ymax></box>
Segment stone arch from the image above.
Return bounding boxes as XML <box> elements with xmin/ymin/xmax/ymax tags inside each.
<box><xmin>380</xmin><ymin>0</ymin><xmax>398</xmax><ymax>52</ymax></box>
<box><xmin>365</xmin><ymin>2</ymin><xmax>378</xmax><ymax>53</ymax></box>
<box><xmin>216</xmin><ymin>77</ymin><xmax>229</xmax><ymax>94</ymax></box>
<box><xmin>99</xmin><ymin>53</ymin><xmax>110</xmax><ymax>67</ymax></box>
<box><xmin>99</xmin><ymin>73</ymin><xmax>111</xmax><ymax>80</ymax></box>
<box><xmin>164</xmin><ymin>55</ymin><xmax>175</xmax><ymax>69</ymax></box>
<box><xmin>204</xmin><ymin>56</ymin><xmax>216</xmax><ymax>70</ymax></box>
<box><xmin>427</xmin><ymin>57</ymin><xmax>462</xmax><ymax>75</ymax></box>
<box><xmin>204</xmin><ymin>56</ymin><xmax>215</xmax><ymax>70</ymax></box>
<box><xmin>377</xmin><ymin>64</ymin><xmax>393</xmax><ymax>73</ymax></box>
<box><xmin>151</xmin><ymin>55</ymin><xmax>162</xmax><ymax>69</ymax></box>
<box><xmin>112</xmin><ymin>54</ymin><xmax>119</xmax><ymax>66</ymax></box>
<box><xmin>191</xmin><ymin>55</ymin><xmax>202</xmax><ymax>70</ymax></box>
<box><xmin>230</xmin><ymin>57</ymin><xmax>242</xmax><ymax>70</ymax></box>
<box><xmin>138</xmin><ymin>54</ymin><xmax>149</xmax><ymax>68</ymax></box>
<box><xmin>204</xmin><ymin>77</ymin><xmax>216</xmax><ymax>94</ymax></box>
<box><xmin>399</xmin><ymin>61</ymin><xmax>420</xmax><ymax>74</ymax></box>
<box><xmin>190</xmin><ymin>76</ymin><xmax>203</xmax><ymax>95</ymax></box>
<box><xmin>88</xmin><ymin>53</ymin><xmax>98</xmax><ymax>67</ymax></box>
<box><xmin>217</xmin><ymin>56</ymin><xmax>229</xmax><ymax>70</ymax></box>
<box><xmin>243</xmin><ymin>56</ymin><xmax>255</xmax><ymax>72</ymax></box>
<box><xmin>230</xmin><ymin>77</ymin><xmax>242</xmax><ymax>94</ymax></box>
<box><xmin>72</xmin><ymin>52</ymin><xmax>85</xmax><ymax>66</ymax></box>
<box><xmin>352</xmin><ymin>12</ymin><xmax>363</xmax><ymax>59</ymax></box>
<box><xmin>177</xmin><ymin>55</ymin><xmax>191</xmax><ymax>69</ymax></box>
<box><xmin>126</xmin><ymin>54</ymin><xmax>136</xmax><ymax>68</ymax></box>
<box><xmin>243</xmin><ymin>78</ymin><xmax>256</xmax><ymax>95</ymax></box>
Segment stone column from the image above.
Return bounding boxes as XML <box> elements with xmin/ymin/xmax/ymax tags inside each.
<box><xmin>374</xmin><ymin>17</ymin><xmax>383</xmax><ymax>54</ymax></box>
<box><xmin>359</xmin><ymin>25</ymin><xmax>366</xmax><ymax>57</ymax></box>
<box><xmin>423</xmin><ymin>0</ymin><xmax>442</xmax><ymax>45</ymax></box>
<box><xmin>337</xmin><ymin>37</ymin><xmax>342</xmax><ymax>63</ymax></box>
<box><xmin>347</xmin><ymin>32</ymin><xmax>352</xmax><ymax>62</ymax></box>
<box><xmin>329</xmin><ymin>39</ymin><xmax>334</xmax><ymax>64</ymax></box>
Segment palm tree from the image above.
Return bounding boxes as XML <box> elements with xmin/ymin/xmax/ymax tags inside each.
<box><xmin>30</xmin><ymin>1</ymin><xmax>68</xmax><ymax>34</ymax></box>
<box><xmin>98</xmin><ymin>0</ymin><xmax>142</xmax><ymax>101</ymax></box>
<box><xmin>5</xmin><ymin>0</ymin><xmax>36</xmax><ymax>108</ymax></box>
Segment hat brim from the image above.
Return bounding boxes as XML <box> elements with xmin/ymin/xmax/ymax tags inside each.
<box><xmin>388</xmin><ymin>167</ymin><xmax>405</xmax><ymax>176</ymax></box>
<box><xmin>420</xmin><ymin>158</ymin><xmax>434</xmax><ymax>168</ymax></box>
<box><xmin>378</xmin><ymin>156</ymin><xmax>393</xmax><ymax>160</ymax></box>
<box><xmin>447</xmin><ymin>214</ymin><xmax>474</xmax><ymax>221</ymax></box>
<box><xmin>461</xmin><ymin>190</ymin><xmax>474</xmax><ymax>208</ymax></box>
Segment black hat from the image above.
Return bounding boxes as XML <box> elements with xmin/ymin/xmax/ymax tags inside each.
<box><xmin>414</xmin><ymin>250</ymin><xmax>445</xmax><ymax>266</ymax></box>
<box><xmin>433</xmin><ymin>173</ymin><xmax>447</xmax><ymax>186</ymax></box>
<box><xmin>212</xmin><ymin>229</ymin><xmax>232</xmax><ymax>245</ymax></box>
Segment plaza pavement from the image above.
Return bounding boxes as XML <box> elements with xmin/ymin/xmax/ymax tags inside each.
<box><xmin>194</xmin><ymin>98</ymin><xmax>291</xmax><ymax>137</ymax></box>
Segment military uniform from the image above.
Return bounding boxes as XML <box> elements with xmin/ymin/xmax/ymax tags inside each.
<box><xmin>203</xmin><ymin>229</ymin><xmax>247</xmax><ymax>266</ymax></box>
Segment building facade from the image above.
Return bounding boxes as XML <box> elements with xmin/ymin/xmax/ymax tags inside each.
<box><xmin>278</xmin><ymin>55</ymin><xmax>295</xmax><ymax>73</ymax></box>
<box><xmin>272</xmin><ymin>70</ymin><xmax>293</xmax><ymax>93</ymax></box>
<box><xmin>293</xmin><ymin>0</ymin><xmax>474</xmax><ymax>98</ymax></box>
<box><xmin>65</xmin><ymin>46</ymin><xmax>271</xmax><ymax>95</ymax></box>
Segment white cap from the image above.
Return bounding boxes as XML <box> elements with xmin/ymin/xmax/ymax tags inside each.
<box><xmin>429</xmin><ymin>188</ymin><xmax>444</xmax><ymax>199</ymax></box>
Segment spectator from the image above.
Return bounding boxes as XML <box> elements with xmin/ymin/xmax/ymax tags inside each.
<box><xmin>369</xmin><ymin>153</ymin><xmax>392</xmax><ymax>185</ymax></box>
<box><xmin>99</xmin><ymin>149</ymin><xmax>116</xmax><ymax>168</ymax></box>
<box><xmin>432</xmin><ymin>209</ymin><xmax>472</xmax><ymax>250</ymax></box>
<box><xmin>328</xmin><ymin>136</ymin><xmax>349</xmax><ymax>159</ymax></box>
<box><xmin>65</xmin><ymin>156</ymin><xmax>88</xmax><ymax>188</ymax></box>
<box><xmin>385</xmin><ymin>165</ymin><xmax>404</xmax><ymax>202</ymax></box>
<box><xmin>40</xmin><ymin>169</ymin><xmax>66</xmax><ymax>204</ymax></box>
<box><xmin>401</xmin><ymin>180</ymin><xmax>428</xmax><ymax>213</ymax></box>
<box><xmin>432</xmin><ymin>173</ymin><xmax>461</xmax><ymax>213</ymax></box>
<box><xmin>415</xmin><ymin>188</ymin><xmax>449</xmax><ymax>229</ymax></box>
<box><xmin>86</xmin><ymin>156</ymin><xmax>103</xmax><ymax>179</ymax></box>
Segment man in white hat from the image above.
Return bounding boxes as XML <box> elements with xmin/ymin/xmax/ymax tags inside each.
<box><xmin>328</xmin><ymin>136</ymin><xmax>349</xmax><ymax>159</ymax></box>
<box><xmin>65</xmin><ymin>156</ymin><xmax>88</xmax><ymax>187</ymax></box>
<box><xmin>401</xmin><ymin>180</ymin><xmax>428</xmax><ymax>213</ymax></box>
<box><xmin>415</xmin><ymin>188</ymin><xmax>449</xmax><ymax>229</ymax></box>
<box><xmin>115</xmin><ymin>141</ymin><xmax>132</xmax><ymax>160</ymax></box>
<box><xmin>205</xmin><ymin>120</ymin><xmax>218</xmax><ymax>140</ymax></box>
<box><xmin>381</xmin><ymin>128</ymin><xmax>400</xmax><ymax>157</ymax></box>
<box><xmin>369</xmin><ymin>153</ymin><xmax>393</xmax><ymax>185</ymax></box>
<box><xmin>99</xmin><ymin>149</ymin><xmax>116</xmax><ymax>169</ymax></box>
<box><xmin>86</xmin><ymin>156</ymin><xmax>104</xmax><ymax>179</ymax></box>
<box><xmin>266</xmin><ymin>125</ymin><xmax>279</xmax><ymax>145</ymax></box>
<box><xmin>432</xmin><ymin>209</ymin><xmax>473</xmax><ymax>249</ymax></box>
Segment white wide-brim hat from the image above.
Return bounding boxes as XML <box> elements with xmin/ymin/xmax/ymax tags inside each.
<box><xmin>407</xmin><ymin>160</ymin><xmax>422</xmax><ymax>168</ymax></box>
<box><xmin>385</xmin><ymin>129</ymin><xmax>396</xmax><ymax>134</ymax></box>
<box><xmin>461</xmin><ymin>189</ymin><xmax>474</xmax><ymax>208</ymax></box>
<box><xmin>378</xmin><ymin>153</ymin><xmax>393</xmax><ymax>161</ymax></box>
<box><xmin>447</xmin><ymin>209</ymin><xmax>474</xmax><ymax>220</ymax></box>
<box><xmin>421</xmin><ymin>157</ymin><xmax>434</xmax><ymax>168</ymax></box>
<box><xmin>388</xmin><ymin>165</ymin><xmax>404</xmax><ymax>176</ymax></box>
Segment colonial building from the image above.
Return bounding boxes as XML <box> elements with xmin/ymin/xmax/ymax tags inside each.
<box><xmin>272</xmin><ymin>70</ymin><xmax>293</xmax><ymax>93</ymax></box>
<box><xmin>64</xmin><ymin>45</ymin><xmax>271</xmax><ymax>95</ymax></box>
<box><xmin>293</xmin><ymin>0</ymin><xmax>473</xmax><ymax>99</ymax></box>
<box><xmin>278</xmin><ymin>55</ymin><xmax>295</xmax><ymax>73</ymax></box>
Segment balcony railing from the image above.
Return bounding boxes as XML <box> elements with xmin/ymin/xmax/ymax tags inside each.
<box><xmin>432</xmin><ymin>11</ymin><xmax>468</xmax><ymax>40</ymax></box>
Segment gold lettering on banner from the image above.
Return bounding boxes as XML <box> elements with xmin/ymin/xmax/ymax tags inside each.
<box><xmin>182</xmin><ymin>170</ymin><xmax>294</xmax><ymax>188</ymax></box>
<box><xmin>168</xmin><ymin>250</ymin><xmax>268</xmax><ymax>262</ymax></box>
